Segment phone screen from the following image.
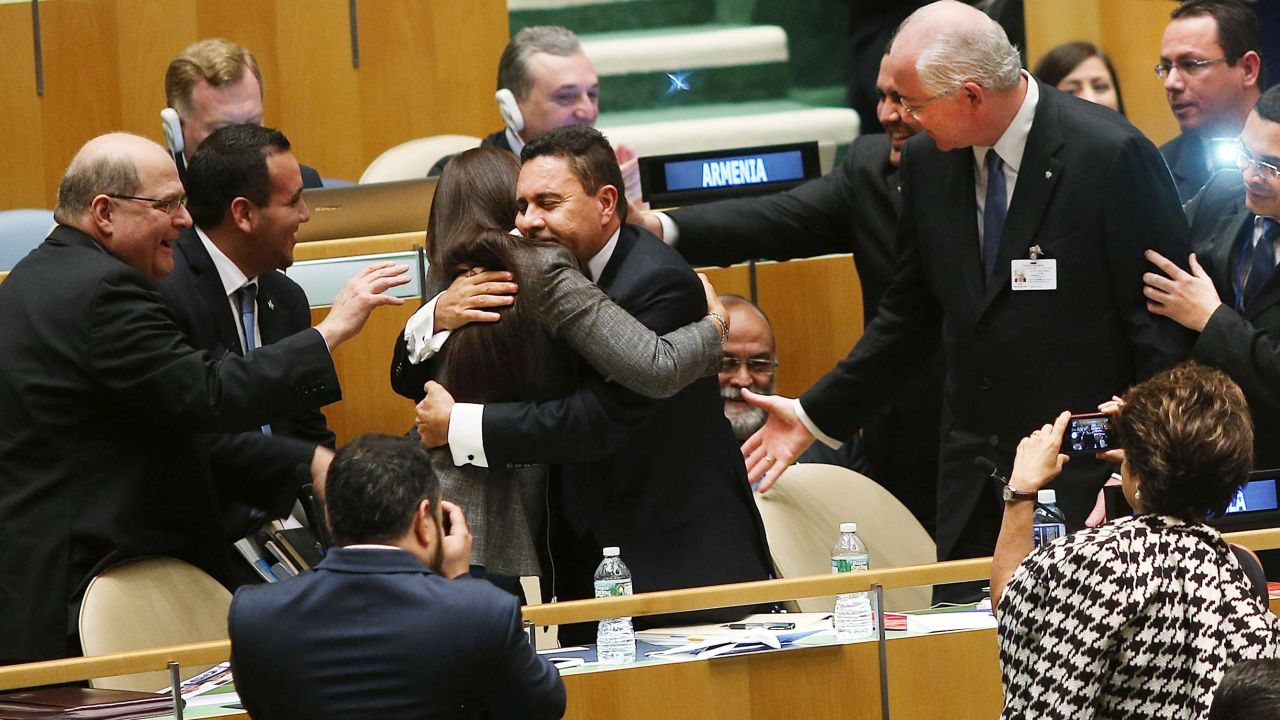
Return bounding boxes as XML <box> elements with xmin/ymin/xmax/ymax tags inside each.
<box><xmin>1062</xmin><ymin>413</ymin><xmax>1116</xmax><ymax>454</ymax></box>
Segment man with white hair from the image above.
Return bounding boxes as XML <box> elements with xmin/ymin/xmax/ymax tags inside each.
<box><xmin>740</xmin><ymin>1</ymin><xmax>1191</xmax><ymax>587</ymax></box>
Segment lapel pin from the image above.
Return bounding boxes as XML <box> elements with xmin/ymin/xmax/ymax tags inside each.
<box><xmin>1045</xmin><ymin>170</ymin><xmax>1053</xmax><ymax>179</ymax></box>
<box><xmin>267</xmin><ymin>299</ymin><xmax>275</xmax><ymax>311</ymax></box>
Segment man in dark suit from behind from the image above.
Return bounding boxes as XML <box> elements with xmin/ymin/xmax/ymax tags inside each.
<box><xmin>1144</xmin><ymin>85</ymin><xmax>1280</xmax><ymax>470</ymax></box>
<box><xmin>165</xmin><ymin>38</ymin><xmax>324</xmax><ymax>188</ymax></box>
<box><xmin>632</xmin><ymin>48</ymin><xmax>941</xmax><ymax>536</ymax></box>
<box><xmin>229</xmin><ymin>434</ymin><xmax>565</xmax><ymax>720</ymax></box>
<box><xmin>0</xmin><ymin>133</ymin><xmax>405</xmax><ymax>664</ymax></box>
<box><xmin>1158</xmin><ymin>0</ymin><xmax>1264</xmax><ymax>202</ymax></box>
<box><xmin>740</xmin><ymin>1</ymin><xmax>1191</xmax><ymax>600</ymax></box>
<box><xmin>415</xmin><ymin>126</ymin><xmax>774</xmax><ymax>641</ymax></box>
<box><xmin>157</xmin><ymin>124</ymin><xmax>335</xmax><ymax>547</ymax></box>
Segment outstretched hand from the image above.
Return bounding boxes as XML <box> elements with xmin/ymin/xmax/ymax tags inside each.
<box><xmin>316</xmin><ymin>261</ymin><xmax>411</xmax><ymax>348</ymax></box>
<box><xmin>740</xmin><ymin>389</ymin><xmax>817</xmax><ymax>493</ymax></box>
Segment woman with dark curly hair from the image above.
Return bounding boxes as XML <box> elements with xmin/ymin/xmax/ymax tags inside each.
<box><xmin>991</xmin><ymin>363</ymin><xmax>1280</xmax><ymax>720</ymax></box>
<box><xmin>1034</xmin><ymin>40</ymin><xmax>1125</xmax><ymax>115</ymax></box>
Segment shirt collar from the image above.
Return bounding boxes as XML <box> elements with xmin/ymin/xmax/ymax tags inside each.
<box><xmin>587</xmin><ymin>227</ymin><xmax>622</xmax><ymax>282</ymax></box>
<box><xmin>343</xmin><ymin>543</ymin><xmax>404</xmax><ymax>551</ymax></box>
<box><xmin>971</xmin><ymin>70</ymin><xmax>1039</xmax><ymax>175</ymax></box>
<box><xmin>197</xmin><ymin>227</ymin><xmax>254</xmax><ymax>297</ymax></box>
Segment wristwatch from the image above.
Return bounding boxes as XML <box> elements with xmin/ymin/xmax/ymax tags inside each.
<box><xmin>1001</xmin><ymin>484</ymin><xmax>1037</xmax><ymax>503</ymax></box>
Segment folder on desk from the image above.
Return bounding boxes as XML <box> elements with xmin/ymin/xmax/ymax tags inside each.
<box><xmin>0</xmin><ymin>687</ymin><xmax>175</xmax><ymax>719</ymax></box>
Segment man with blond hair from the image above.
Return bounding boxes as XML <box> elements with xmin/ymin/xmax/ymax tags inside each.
<box><xmin>164</xmin><ymin>38</ymin><xmax>323</xmax><ymax>186</ymax></box>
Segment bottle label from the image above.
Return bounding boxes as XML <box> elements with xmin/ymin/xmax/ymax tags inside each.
<box><xmin>831</xmin><ymin>557</ymin><xmax>869</xmax><ymax>574</ymax></box>
<box><xmin>594</xmin><ymin>579</ymin><xmax>633</xmax><ymax>598</ymax></box>
<box><xmin>1032</xmin><ymin>522</ymin><xmax>1066</xmax><ymax>548</ymax></box>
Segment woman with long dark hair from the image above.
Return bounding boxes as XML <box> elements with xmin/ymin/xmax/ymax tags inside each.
<box><xmin>1034</xmin><ymin>41</ymin><xmax>1125</xmax><ymax>115</ymax></box>
<box><xmin>394</xmin><ymin>146</ymin><xmax>725</xmax><ymax>583</ymax></box>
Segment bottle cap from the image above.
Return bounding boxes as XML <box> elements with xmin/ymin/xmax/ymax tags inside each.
<box><xmin>602</xmin><ymin>546</ymin><xmax>620</xmax><ymax>557</ymax></box>
<box><xmin>1037</xmin><ymin>489</ymin><xmax>1056</xmax><ymax>504</ymax></box>
<box><xmin>839</xmin><ymin>522</ymin><xmax>857</xmax><ymax>533</ymax></box>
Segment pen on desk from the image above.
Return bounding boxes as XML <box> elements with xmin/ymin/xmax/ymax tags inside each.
<box><xmin>724</xmin><ymin>622</ymin><xmax>796</xmax><ymax>630</ymax></box>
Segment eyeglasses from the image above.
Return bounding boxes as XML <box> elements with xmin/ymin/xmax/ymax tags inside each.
<box><xmin>720</xmin><ymin>356</ymin><xmax>779</xmax><ymax>377</ymax></box>
<box><xmin>1237</xmin><ymin>148</ymin><xmax>1280</xmax><ymax>182</ymax></box>
<box><xmin>900</xmin><ymin>85</ymin><xmax>962</xmax><ymax>118</ymax></box>
<box><xmin>1153</xmin><ymin>57</ymin><xmax>1226</xmax><ymax>80</ymax></box>
<box><xmin>109</xmin><ymin>193</ymin><xmax>188</xmax><ymax>215</ymax></box>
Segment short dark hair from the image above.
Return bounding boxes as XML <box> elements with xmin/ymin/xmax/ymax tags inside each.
<box><xmin>1208</xmin><ymin>659</ymin><xmax>1280</xmax><ymax>720</ymax></box>
<box><xmin>521</xmin><ymin>125</ymin><xmax>627</xmax><ymax>223</ymax></box>
<box><xmin>1033</xmin><ymin>41</ymin><xmax>1126</xmax><ymax>116</ymax></box>
<box><xmin>1257</xmin><ymin>84</ymin><xmax>1280</xmax><ymax>124</ymax></box>
<box><xmin>184</xmin><ymin>124</ymin><xmax>291</xmax><ymax>230</ymax></box>
<box><xmin>324</xmin><ymin>434</ymin><xmax>440</xmax><ymax>546</ymax></box>
<box><xmin>1113</xmin><ymin>363</ymin><xmax>1254</xmax><ymax>521</ymax></box>
<box><xmin>1171</xmin><ymin>1</ymin><xmax>1262</xmax><ymax>69</ymax></box>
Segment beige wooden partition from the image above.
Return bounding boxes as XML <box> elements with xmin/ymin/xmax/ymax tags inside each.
<box><xmin>1025</xmin><ymin>0</ymin><xmax>1182</xmax><ymax>147</ymax></box>
<box><xmin>0</xmin><ymin>0</ymin><xmax>508</xmax><ymax>210</ymax></box>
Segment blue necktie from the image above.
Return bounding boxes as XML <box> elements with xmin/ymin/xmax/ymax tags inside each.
<box><xmin>236</xmin><ymin>284</ymin><xmax>272</xmax><ymax>435</ymax></box>
<box><xmin>983</xmin><ymin>149</ymin><xmax>1008</xmax><ymax>280</ymax></box>
<box><xmin>1244</xmin><ymin>218</ymin><xmax>1279</xmax><ymax>311</ymax></box>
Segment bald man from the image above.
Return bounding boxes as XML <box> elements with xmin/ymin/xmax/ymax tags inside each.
<box><xmin>741</xmin><ymin>1</ymin><xmax>1190</xmax><ymax>589</ymax></box>
<box><xmin>0</xmin><ymin>133</ymin><xmax>407</xmax><ymax>664</ymax></box>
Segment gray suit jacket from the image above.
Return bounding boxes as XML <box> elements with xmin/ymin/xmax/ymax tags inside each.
<box><xmin>396</xmin><ymin>240</ymin><xmax>719</xmax><ymax>575</ymax></box>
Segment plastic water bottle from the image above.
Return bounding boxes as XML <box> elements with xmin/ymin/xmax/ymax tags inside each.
<box><xmin>1032</xmin><ymin>489</ymin><xmax>1068</xmax><ymax>549</ymax></box>
<box><xmin>831</xmin><ymin>522</ymin><xmax>874</xmax><ymax>641</ymax></box>
<box><xmin>594</xmin><ymin>546</ymin><xmax>635</xmax><ymax>665</ymax></box>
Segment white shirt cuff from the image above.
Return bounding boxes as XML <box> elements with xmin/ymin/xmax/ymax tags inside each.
<box><xmin>656</xmin><ymin>212</ymin><xmax>680</xmax><ymax>247</ymax></box>
<box><xmin>403</xmin><ymin>293</ymin><xmax>452</xmax><ymax>363</ymax></box>
<box><xmin>794</xmin><ymin>398</ymin><xmax>842</xmax><ymax>449</ymax></box>
<box><xmin>448</xmin><ymin>402</ymin><xmax>489</xmax><ymax>467</ymax></box>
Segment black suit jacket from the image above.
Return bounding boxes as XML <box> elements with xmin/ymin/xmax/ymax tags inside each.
<box><xmin>480</xmin><ymin>225</ymin><xmax>773</xmax><ymax>618</ymax></box>
<box><xmin>1186</xmin><ymin>169</ymin><xmax>1280</xmax><ymax>468</ymax></box>
<box><xmin>230</xmin><ymin>547</ymin><xmax>565</xmax><ymax>720</ymax></box>
<box><xmin>428</xmin><ymin>130</ymin><xmax>512</xmax><ymax>177</ymax></box>
<box><xmin>156</xmin><ymin>229</ymin><xmax>336</xmax><ymax>520</ymax></box>
<box><xmin>800</xmin><ymin>83</ymin><xmax>1192</xmax><ymax>560</ymax></box>
<box><xmin>667</xmin><ymin>132</ymin><xmax>940</xmax><ymax>533</ymax></box>
<box><xmin>670</xmin><ymin>133</ymin><xmax>900</xmax><ymax>321</ymax></box>
<box><xmin>0</xmin><ymin>225</ymin><xmax>340</xmax><ymax>664</ymax></box>
<box><xmin>1160</xmin><ymin>132</ymin><xmax>1211</xmax><ymax>204</ymax></box>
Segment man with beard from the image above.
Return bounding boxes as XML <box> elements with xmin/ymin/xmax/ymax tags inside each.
<box><xmin>719</xmin><ymin>295</ymin><xmax>873</xmax><ymax>480</ymax></box>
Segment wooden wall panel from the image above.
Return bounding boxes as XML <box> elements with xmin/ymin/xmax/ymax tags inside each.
<box><xmin>0</xmin><ymin>0</ymin><xmax>507</xmax><ymax>210</ymax></box>
<box><xmin>0</xmin><ymin>3</ymin><xmax>50</xmax><ymax>209</ymax></box>
<box><xmin>755</xmin><ymin>255</ymin><xmax>862</xmax><ymax>399</ymax></box>
<box><xmin>1025</xmin><ymin>0</ymin><xmax>1182</xmax><ymax>147</ymax></box>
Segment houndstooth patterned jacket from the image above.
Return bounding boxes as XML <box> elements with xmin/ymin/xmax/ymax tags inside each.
<box><xmin>998</xmin><ymin>514</ymin><xmax>1280</xmax><ymax>719</ymax></box>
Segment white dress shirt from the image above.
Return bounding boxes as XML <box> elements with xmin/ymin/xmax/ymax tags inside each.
<box><xmin>197</xmin><ymin>227</ymin><xmax>262</xmax><ymax>352</ymax></box>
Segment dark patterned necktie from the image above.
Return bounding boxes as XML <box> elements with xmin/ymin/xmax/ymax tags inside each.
<box><xmin>983</xmin><ymin>149</ymin><xmax>1007</xmax><ymax>280</ymax></box>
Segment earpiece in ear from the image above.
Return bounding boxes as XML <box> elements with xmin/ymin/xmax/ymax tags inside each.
<box><xmin>495</xmin><ymin>88</ymin><xmax>525</xmax><ymax>136</ymax></box>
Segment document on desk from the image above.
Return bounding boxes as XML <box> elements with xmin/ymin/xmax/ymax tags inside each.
<box><xmin>906</xmin><ymin>610</ymin><xmax>996</xmax><ymax>634</ymax></box>
<box><xmin>636</xmin><ymin>612</ymin><xmax>834</xmax><ymax>645</ymax></box>
<box><xmin>646</xmin><ymin>629</ymin><xmax>825</xmax><ymax>660</ymax></box>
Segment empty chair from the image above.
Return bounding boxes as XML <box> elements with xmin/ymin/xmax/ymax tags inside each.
<box><xmin>0</xmin><ymin>209</ymin><xmax>55</xmax><ymax>272</ymax></box>
<box><xmin>359</xmin><ymin>135</ymin><xmax>482</xmax><ymax>184</ymax></box>
<box><xmin>79</xmin><ymin>557</ymin><xmax>233</xmax><ymax>691</ymax></box>
<box><xmin>754</xmin><ymin>463</ymin><xmax>936</xmax><ymax>612</ymax></box>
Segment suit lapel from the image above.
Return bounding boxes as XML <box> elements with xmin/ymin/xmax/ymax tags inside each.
<box><xmin>980</xmin><ymin>83</ymin><xmax>1064</xmax><ymax>315</ymax></box>
<box><xmin>1244</xmin><ymin>216</ymin><xmax>1280</xmax><ymax>320</ymax></box>
<box><xmin>1201</xmin><ymin>210</ymin><xmax>1249</xmax><ymax>306</ymax></box>
<box><xmin>180</xmin><ymin>231</ymin><xmax>245</xmax><ymax>355</ymax></box>
<box><xmin>935</xmin><ymin>150</ymin><xmax>985</xmax><ymax>314</ymax></box>
<box><xmin>595</xmin><ymin>225</ymin><xmax>637</xmax><ymax>292</ymax></box>
<box><xmin>256</xmin><ymin>274</ymin><xmax>288</xmax><ymax>344</ymax></box>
